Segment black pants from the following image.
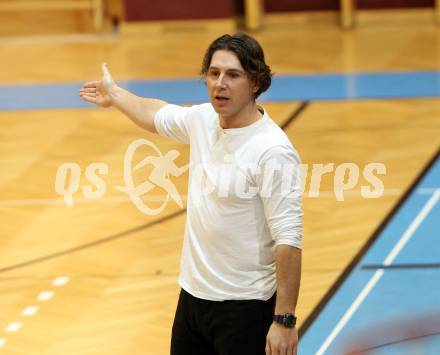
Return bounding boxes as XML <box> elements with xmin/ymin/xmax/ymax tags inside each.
<box><xmin>171</xmin><ymin>288</ymin><xmax>276</xmax><ymax>355</ymax></box>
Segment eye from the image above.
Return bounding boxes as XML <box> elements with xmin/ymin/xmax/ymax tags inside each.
<box><xmin>208</xmin><ymin>70</ymin><xmax>219</xmax><ymax>78</ymax></box>
<box><xmin>229</xmin><ymin>72</ymin><xmax>239</xmax><ymax>79</ymax></box>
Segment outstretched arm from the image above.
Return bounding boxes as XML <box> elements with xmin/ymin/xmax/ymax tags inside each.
<box><xmin>79</xmin><ymin>63</ymin><xmax>167</xmax><ymax>133</ymax></box>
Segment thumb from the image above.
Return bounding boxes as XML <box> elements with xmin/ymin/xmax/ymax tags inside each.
<box><xmin>101</xmin><ymin>62</ymin><xmax>115</xmax><ymax>85</ymax></box>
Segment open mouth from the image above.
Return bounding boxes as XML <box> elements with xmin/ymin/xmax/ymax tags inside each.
<box><xmin>215</xmin><ymin>95</ymin><xmax>230</xmax><ymax>102</ymax></box>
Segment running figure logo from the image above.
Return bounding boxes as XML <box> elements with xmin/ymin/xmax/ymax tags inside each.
<box><xmin>115</xmin><ymin>139</ymin><xmax>189</xmax><ymax>215</ymax></box>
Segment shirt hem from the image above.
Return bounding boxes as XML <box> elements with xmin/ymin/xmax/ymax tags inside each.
<box><xmin>178</xmin><ymin>278</ymin><xmax>277</xmax><ymax>302</ymax></box>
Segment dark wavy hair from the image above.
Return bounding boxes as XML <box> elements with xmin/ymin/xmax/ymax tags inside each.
<box><xmin>201</xmin><ymin>33</ymin><xmax>272</xmax><ymax>98</ymax></box>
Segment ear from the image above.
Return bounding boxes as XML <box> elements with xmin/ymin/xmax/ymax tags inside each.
<box><xmin>252</xmin><ymin>83</ymin><xmax>259</xmax><ymax>95</ymax></box>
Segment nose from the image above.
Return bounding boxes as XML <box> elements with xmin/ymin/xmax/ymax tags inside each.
<box><xmin>215</xmin><ymin>73</ymin><xmax>227</xmax><ymax>89</ymax></box>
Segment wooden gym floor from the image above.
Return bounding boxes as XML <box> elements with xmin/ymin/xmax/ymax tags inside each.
<box><xmin>0</xmin><ymin>10</ymin><xmax>439</xmax><ymax>354</ymax></box>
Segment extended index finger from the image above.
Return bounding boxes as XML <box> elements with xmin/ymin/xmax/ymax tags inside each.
<box><xmin>83</xmin><ymin>80</ymin><xmax>100</xmax><ymax>88</ymax></box>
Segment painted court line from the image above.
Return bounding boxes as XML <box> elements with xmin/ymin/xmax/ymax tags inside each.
<box><xmin>315</xmin><ymin>190</ymin><xmax>440</xmax><ymax>355</ymax></box>
<box><xmin>384</xmin><ymin>190</ymin><xmax>439</xmax><ymax>266</ymax></box>
<box><xmin>0</xmin><ymin>276</ymin><xmax>70</xmax><ymax>350</ymax></box>
<box><xmin>5</xmin><ymin>322</ymin><xmax>22</xmax><ymax>333</ymax></box>
<box><xmin>21</xmin><ymin>306</ymin><xmax>39</xmax><ymax>317</ymax></box>
<box><xmin>0</xmin><ymin>189</ymin><xmax>405</xmax><ymax>207</ymax></box>
<box><xmin>37</xmin><ymin>291</ymin><xmax>54</xmax><ymax>301</ymax></box>
<box><xmin>52</xmin><ymin>276</ymin><xmax>69</xmax><ymax>287</ymax></box>
<box><xmin>417</xmin><ymin>188</ymin><xmax>440</xmax><ymax>195</ymax></box>
<box><xmin>0</xmin><ymin>195</ymin><xmax>181</xmax><ymax>207</ymax></box>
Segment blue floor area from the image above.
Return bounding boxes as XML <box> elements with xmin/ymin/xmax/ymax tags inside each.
<box><xmin>299</xmin><ymin>156</ymin><xmax>440</xmax><ymax>355</ymax></box>
<box><xmin>1</xmin><ymin>71</ymin><xmax>440</xmax><ymax>110</ymax></box>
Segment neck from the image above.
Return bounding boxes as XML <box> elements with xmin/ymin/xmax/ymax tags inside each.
<box><xmin>219</xmin><ymin>101</ymin><xmax>262</xmax><ymax>129</ymax></box>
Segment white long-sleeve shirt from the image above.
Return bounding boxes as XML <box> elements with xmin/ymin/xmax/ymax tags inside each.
<box><xmin>154</xmin><ymin>103</ymin><xmax>302</xmax><ymax>301</ymax></box>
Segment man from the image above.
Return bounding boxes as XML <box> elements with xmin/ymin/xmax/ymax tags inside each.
<box><xmin>79</xmin><ymin>33</ymin><xmax>302</xmax><ymax>355</ymax></box>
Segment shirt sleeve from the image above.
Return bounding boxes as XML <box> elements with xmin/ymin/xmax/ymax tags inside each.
<box><xmin>256</xmin><ymin>145</ymin><xmax>303</xmax><ymax>249</ymax></box>
<box><xmin>154</xmin><ymin>104</ymin><xmax>192</xmax><ymax>144</ymax></box>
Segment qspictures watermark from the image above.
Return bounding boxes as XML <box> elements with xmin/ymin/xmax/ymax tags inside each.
<box><xmin>54</xmin><ymin>138</ymin><xmax>387</xmax><ymax>215</ymax></box>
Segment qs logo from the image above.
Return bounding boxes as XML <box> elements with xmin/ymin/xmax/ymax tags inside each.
<box><xmin>54</xmin><ymin>139</ymin><xmax>189</xmax><ymax>215</ymax></box>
